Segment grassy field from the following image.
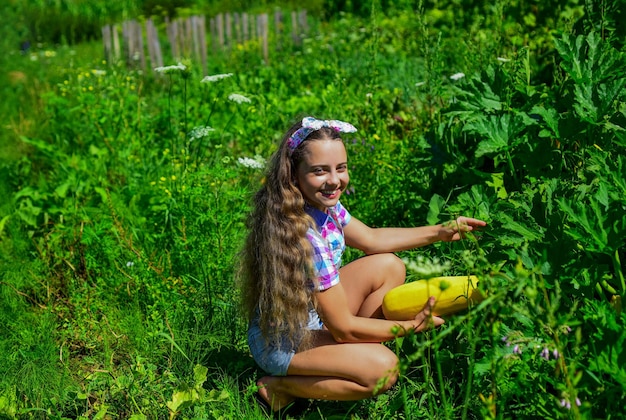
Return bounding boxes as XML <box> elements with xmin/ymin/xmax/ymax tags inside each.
<box><xmin>1</xmin><ymin>1</ymin><xmax>625</xmax><ymax>418</ymax></box>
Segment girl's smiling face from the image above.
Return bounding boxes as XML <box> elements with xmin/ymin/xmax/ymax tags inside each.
<box><xmin>296</xmin><ymin>139</ymin><xmax>349</xmax><ymax>211</ymax></box>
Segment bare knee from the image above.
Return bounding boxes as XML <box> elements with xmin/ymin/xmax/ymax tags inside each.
<box><xmin>363</xmin><ymin>347</ymin><xmax>399</xmax><ymax>395</ymax></box>
<box><xmin>379</xmin><ymin>253</ymin><xmax>406</xmax><ymax>287</ymax></box>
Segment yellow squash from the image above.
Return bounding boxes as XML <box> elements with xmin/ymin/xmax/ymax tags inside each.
<box><xmin>382</xmin><ymin>275</ymin><xmax>484</xmax><ymax>320</ymax></box>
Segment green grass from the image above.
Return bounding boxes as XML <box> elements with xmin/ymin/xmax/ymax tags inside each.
<box><xmin>0</xmin><ymin>1</ymin><xmax>625</xmax><ymax>418</ymax></box>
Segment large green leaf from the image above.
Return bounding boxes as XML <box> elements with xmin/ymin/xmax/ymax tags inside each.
<box><xmin>559</xmin><ymin>198</ymin><xmax>609</xmax><ymax>253</ymax></box>
<box><xmin>427</xmin><ymin>193</ymin><xmax>446</xmax><ymax>225</ymax></box>
<box><xmin>464</xmin><ymin>113</ymin><xmax>529</xmax><ymax>158</ymax></box>
<box><xmin>498</xmin><ymin>212</ymin><xmax>544</xmax><ymax>242</ymax></box>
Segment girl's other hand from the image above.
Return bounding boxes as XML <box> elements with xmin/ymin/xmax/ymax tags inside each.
<box><xmin>413</xmin><ymin>296</ymin><xmax>445</xmax><ymax>332</ymax></box>
<box><xmin>438</xmin><ymin>216</ymin><xmax>487</xmax><ymax>242</ymax></box>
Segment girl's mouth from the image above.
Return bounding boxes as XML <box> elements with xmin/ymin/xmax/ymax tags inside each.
<box><xmin>321</xmin><ymin>189</ymin><xmax>340</xmax><ymax>198</ymax></box>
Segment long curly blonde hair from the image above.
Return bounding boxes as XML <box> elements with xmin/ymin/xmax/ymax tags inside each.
<box><xmin>239</xmin><ymin>119</ymin><xmax>342</xmax><ymax>349</ymax></box>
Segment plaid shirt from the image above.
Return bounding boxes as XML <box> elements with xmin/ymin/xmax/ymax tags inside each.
<box><xmin>305</xmin><ymin>202</ymin><xmax>352</xmax><ymax>291</ymax></box>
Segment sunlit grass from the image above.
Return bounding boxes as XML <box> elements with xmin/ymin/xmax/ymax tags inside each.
<box><xmin>0</xmin><ymin>1</ymin><xmax>624</xmax><ymax>418</ymax></box>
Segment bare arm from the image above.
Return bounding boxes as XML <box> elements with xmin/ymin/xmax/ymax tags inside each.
<box><xmin>316</xmin><ymin>282</ymin><xmax>443</xmax><ymax>343</ymax></box>
<box><xmin>344</xmin><ymin>216</ymin><xmax>487</xmax><ymax>255</ymax></box>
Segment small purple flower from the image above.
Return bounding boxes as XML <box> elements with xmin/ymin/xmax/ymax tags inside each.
<box><xmin>541</xmin><ymin>347</ymin><xmax>550</xmax><ymax>360</ymax></box>
<box><xmin>575</xmin><ymin>398</ymin><xmax>581</xmax><ymax>407</ymax></box>
<box><xmin>513</xmin><ymin>344</ymin><xmax>521</xmax><ymax>355</ymax></box>
<box><xmin>560</xmin><ymin>399</ymin><xmax>571</xmax><ymax>409</ymax></box>
<box><xmin>553</xmin><ymin>349</ymin><xmax>559</xmax><ymax>359</ymax></box>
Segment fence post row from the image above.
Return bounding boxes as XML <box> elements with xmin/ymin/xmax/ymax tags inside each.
<box><xmin>101</xmin><ymin>10</ymin><xmax>308</xmax><ymax>73</ymax></box>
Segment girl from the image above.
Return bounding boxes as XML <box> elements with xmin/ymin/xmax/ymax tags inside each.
<box><xmin>240</xmin><ymin>117</ymin><xmax>487</xmax><ymax>412</ymax></box>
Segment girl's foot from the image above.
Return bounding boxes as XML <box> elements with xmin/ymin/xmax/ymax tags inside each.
<box><xmin>257</xmin><ymin>376</ymin><xmax>296</xmax><ymax>412</ymax></box>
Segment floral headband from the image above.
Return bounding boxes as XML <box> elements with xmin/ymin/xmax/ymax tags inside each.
<box><xmin>287</xmin><ymin>117</ymin><xmax>357</xmax><ymax>152</ymax></box>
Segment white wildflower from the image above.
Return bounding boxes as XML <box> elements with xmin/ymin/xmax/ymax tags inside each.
<box><xmin>237</xmin><ymin>155</ymin><xmax>266</xmax><ymax>169</ymax></box>
<box><xmin>415</xmin><ymin>81</ymin><xmax>426</xmax><ymax>87</ymax></box>
<box><xmin>402</xmin><ymin>255</ymin><xmax>451</xmax><ymax>278</ymax></box>
<box><xmin>450</xmin><ymin>72</ymin><xmax>465</xmax><ymax>81</ymax></box>
<box><xmin>228</xmin><ymin>93</ymin><xmax>252</xmax><ymax>104</ymax></box>
<box><xmin>154</xmin><ymin>62</ymin><xmax>186</xmax><ymax>73</ymax></box>
<box><xmin>126</xmin><ymin>261</ymin><xmax>134</xmax><ymax>267</ymax></box>
<box><xmin>497</xmin><ymin>57</ymin><xmax>511</xmax><ymax>62</ymax></box>
<box><xmin>201</xmin><ymin>73</ymin><xmax>234</xmax><ymax>83</ymax></box>
<box><xmin>188</xmin><ymin>126</ymin><xmax>215</xmax><ymax>141</ymax></box>
<box><xmin>91</xmin><ymin>69</ymin><xmax>106</xmax><ymax>76</ymax></box>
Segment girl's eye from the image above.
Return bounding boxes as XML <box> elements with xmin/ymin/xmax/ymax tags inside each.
<box><xmin>313</xmin><ymin>168</ymin><xmax>325</xmax><ymax>175</ymax></box>
<box><xmin>338</xmin><ymin>165</ymin><xmax>348</xmax><ymax>172</ymax></box>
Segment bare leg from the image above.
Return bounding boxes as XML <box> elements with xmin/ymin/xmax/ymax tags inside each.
<box><xmin>339</xmin><ymin>253</ymin><xmax>406</xmax><ymax>318</ymax></box>
<box><xmin>257</xmin><ymin>330</ymin><xmax>399</xmax><ymax>411</ymax></box>
<box><xmin>256</xmin><ymin>254</ymin><xmax>406</xmax><ymax>411</ymax></box>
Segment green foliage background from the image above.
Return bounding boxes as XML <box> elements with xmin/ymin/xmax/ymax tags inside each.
<box><xmin>1</xmin><ymin>0</ymin><xmax>625</xmax><ymax>418</ymax></box>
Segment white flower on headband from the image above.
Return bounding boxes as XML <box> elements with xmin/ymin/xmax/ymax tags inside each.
<box><xmin>287</xmin><ymin>117</ymin><xmax>357</xmax><ymax>152</ymax></box>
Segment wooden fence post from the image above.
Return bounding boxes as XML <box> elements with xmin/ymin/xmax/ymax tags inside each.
<box><xmin>234</xmin><ymin>13</ymin><xmax>242</xmax><ymax>44</ymax></box>
<box><xmin>104</xmin><ymin>9</ymin><xmax>311</xmax><ymax>69</ymax></box>
<box><xmin>185</xmin><ymin>17</ymin><xmax>194</xmax><ymax>57</ymax></box>
<box><xmin>102</xmin><ymin>25</ymin><xmax>111</xmax><ymax>62</ymax></box>
<box><xmin>136</xmin><ymin>21</ymin><xmax>146</xmax><ymax>70</ymax></box>
<box><xmin>123</xmin><ymin>20</ymin><xmax>144</xmax><ymax>69</ymax></box>
<box><xmin>112</xmin><ymin>24</ymin><xmax>121</xmax><ymax>61</ymax></box>
<box><xmin>291</xmin><ymin>11</ymin><xmax>300</xmax><ymax>45</ymax></box>
<box><xmin>194</xmin><ymin>16</ymin><xmax>208</xmax><ymax>74</ymax></box>
<box><xmin>209</xmin><ymin>17</ymin><xmax>216</xmax><ymax>54</ymax></box>
<box><xmin>225</xmin><ymin>13</ymin><xmax>232</xmax><ymax>50</ymax></box>
<box><xmin>217</xmin><ymin>13</ymin><xmax>225</xmax><ymax>51</ymax></box>
<box><xmin>242</xmin><ymin>13</ymin><xmax>249</xmax><ymax>42</ymax></box>
<box><xmin>165</xmin><ymin>17</ymin><xmax>179</xmax><ymax>59</ymax></box>
<box><xmin>298</xmin><ymin>10</ymin><xmax>308</xmax><ymax>35</ymax></box>
<box><xmin>274</xmin><ymin>10</ymin><xmax>282</xmax><ymax>50</ymax></box>
<box><xmin>191</xmin><ymin>16</ymin><xmax>200</xmax><ymax>61</ymax></box>
<box><xmin>260</xmin><ymin>13</ymin><xmax>269</xmax><ymax>63</ymax></box>
<box><xmin>146</xmin><ymin>19</ymin><xmax>164</xmax><ymax>69</ymax></box>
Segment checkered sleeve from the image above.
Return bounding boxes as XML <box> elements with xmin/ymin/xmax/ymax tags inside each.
<box><xmin>307</xmin><ymin>228</ymin><xmax>340</xmax><ymax>291</ymax></box>
<box><xmin>334</xmin><ymin>202</ymin><xmax>352</xmax><ymax>227</ymax></box>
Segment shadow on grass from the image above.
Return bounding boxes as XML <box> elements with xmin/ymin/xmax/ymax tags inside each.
<box><xmin>200</xmin><ymin>346</ymin><xmax>375</xmax><ymax>419</ymax></box>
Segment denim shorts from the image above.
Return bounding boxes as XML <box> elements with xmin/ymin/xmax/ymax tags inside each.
<box><xmin>248</xmin><ymin>308</ymin><xmax>323</xmax><ymax>376</ymax></box>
